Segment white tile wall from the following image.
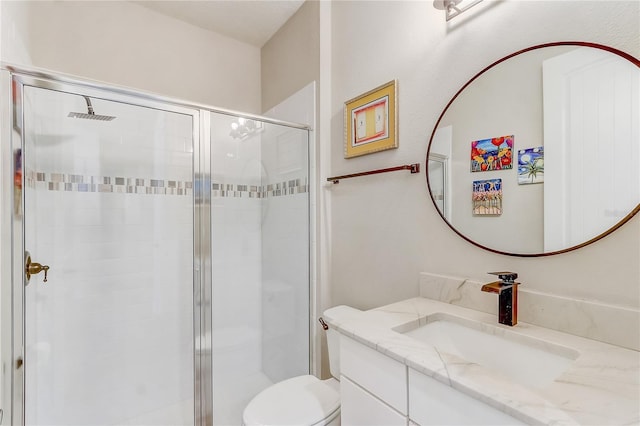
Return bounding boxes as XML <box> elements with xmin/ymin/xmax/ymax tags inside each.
<box><xmin>210</xmin><ymin>112</ymin><xmax>310</xmax><ymax>423</ymax></box>
<box><xmin>211</xmin><ymin>114</ymin><xmax>265</xmax><ymax>426</ymax></box>
<box><xmin>260</xmin><ymin>126</ymin><xmax>309</xmax><ymax>383</ymax></box>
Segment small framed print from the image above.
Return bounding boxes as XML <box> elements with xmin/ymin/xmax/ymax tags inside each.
<box><xmin>344</xmin><ymin>80</ymin><xmax>398</xmax><ymax>158</ymax></box>
<box><xmin>470</xmin><ymin>135</ymin><xmax>514</xmax><ymax>172</ymax></box>
<box><xmin>473</xmin><ymin>178</ymin><xmax>503</xmax><ymax>216</ymax></box>
<box><xmin>518</xmin><ymin>147</ymin><xmax>544</xmax><ymax>184</ymax></box>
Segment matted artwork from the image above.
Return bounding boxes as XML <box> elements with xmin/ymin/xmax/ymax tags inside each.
<box><xmin>344</xmin><ymin>80</ymin><xmax>397</xmax><ymax>158</ymax></box>
<box><xmin>518</xmin><ymin>147</ymin><xmax>544</xmax><ymax>184</ymax></box>
<box><xmin>470</xmin><ymin>135</ymin><xmax>514</xmax><ymax>172</ymax></box>
<box><xmin>473</xmin><ymin>178</ymin><xmax>502</xmax><ymax>215</ymax></box>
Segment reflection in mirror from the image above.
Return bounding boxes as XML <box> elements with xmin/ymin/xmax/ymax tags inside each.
<box><xmin>427</xmin><ymin>43</ymin><xmax>640</xmax><ymax>256</ymax></box>
<box><xmin>428</xmin><ymin>155</ymin><xmax>448</xmax><ymax>219</ymax></box>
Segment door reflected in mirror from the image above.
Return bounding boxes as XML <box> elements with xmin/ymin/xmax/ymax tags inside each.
<box><xmin>428</xmin><ymin>155</ymin><xmax>448</xmax><ymax>219</ymax></box>
<box><xmin>427</xmin><ymin>43</ymin><xmax>640</xmax><ymax>256</ymax></box>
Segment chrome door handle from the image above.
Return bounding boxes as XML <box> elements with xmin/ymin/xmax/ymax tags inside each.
<box><xmin>25</xmin><ymin>251</ymin><xmax>50</xmax><ymax>284</ymax></box>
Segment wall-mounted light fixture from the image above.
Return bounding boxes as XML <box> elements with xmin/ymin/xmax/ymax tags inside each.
<box><xmin>229</xmin><ymin>117</ymin><xmax>264</xmax><ymax>140</ymax></box>
<box><xmin>434</xmin><ymin>0</ymin><xmax>484</xmax><ymax>21</ymax></box>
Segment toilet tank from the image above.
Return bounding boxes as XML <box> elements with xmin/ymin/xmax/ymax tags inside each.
<box><xmin>323</xmin><ymin>306</ymin><xmax>362</xmax><ymax>379</ymax></box>
<box><xmin>326</xmin><ymin>328</ymin><xmax>341</xmax><ymax>379</ymax></box>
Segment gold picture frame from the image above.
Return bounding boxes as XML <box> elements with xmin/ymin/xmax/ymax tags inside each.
<box><xmin>344</xmin><ymin>80</ymin><xmax>398</xmax><ymax>159</ymax></box>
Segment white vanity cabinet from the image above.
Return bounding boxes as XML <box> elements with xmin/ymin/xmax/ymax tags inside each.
<box><xmin>328</xmin><ymin>296</ymin><xmax>640</xmax><ymax>425</ymax></box>
<box><xmin>339</xmin><ymin>334</ymin><xmax>525</xmax><ymax>426</ymax></box>
<box><xmin>340</xmin><ymin>376</ymin><xmax>407</xmax><ymax>425</ymax></box>
<box><xmin>339</xmin><ymin>335</ymin><xmax>407</xmax><ymax>425</ymax></box>
<box><xmin>408</xmin><ymin>369</ymin><xmax>525</xmax><ymax>425</ymax></box>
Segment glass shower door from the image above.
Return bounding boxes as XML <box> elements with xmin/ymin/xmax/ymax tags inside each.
<box><xmin>21</xmin><ymin>84</ymin><xmax>197</xmax><ymax>425</ymax></box>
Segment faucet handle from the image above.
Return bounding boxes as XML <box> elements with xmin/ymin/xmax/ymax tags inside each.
<box><xmin>488</xmin><ymin>271</ymin><xmax>518</xmax><ymax>282</ymax></box>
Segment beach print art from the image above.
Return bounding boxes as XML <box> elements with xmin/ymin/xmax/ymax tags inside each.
<box><xmin>473</xmin><ymin>179</ymin><xmax>502</xmax><ymax>215</ymax></box>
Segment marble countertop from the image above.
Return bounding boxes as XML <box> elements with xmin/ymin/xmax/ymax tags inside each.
<box><xmin>324</xmin><ymin>297</ymin><xmax>640</xmax><ymax>425</ymax></box>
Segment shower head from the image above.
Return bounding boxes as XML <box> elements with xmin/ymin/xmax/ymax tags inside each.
<box><xmin>68</xmin><ymin>96</ymin><xmax>116</xmax><ymax>121</ymax></box>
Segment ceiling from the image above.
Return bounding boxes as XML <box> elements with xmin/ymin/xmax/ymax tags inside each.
<box><xmin>133</xmin><ymin>0</ymin><xmax>306</xmax><ymax>47</ymax></box>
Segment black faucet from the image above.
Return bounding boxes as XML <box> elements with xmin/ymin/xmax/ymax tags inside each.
<box><xmin>481</xmin><ymin>272</ymin><xmax>520</xmax><ymax>326</ymax></box>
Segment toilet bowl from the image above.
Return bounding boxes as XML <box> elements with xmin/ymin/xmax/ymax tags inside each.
<box><xmin>242</xmin><ymin>375</ymin><xmax>340</xmax><ymax>426</ymax></box>
<box><xmin>242</xmin><ymin>306</ymin><xmax>360</xmax><ymax>426</ymax></box>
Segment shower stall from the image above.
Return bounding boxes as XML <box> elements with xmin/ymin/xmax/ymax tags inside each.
<box><xmin>0</xmin><ymin>68</ymin><xmax>311</xmax><ymax>425</ymax></box>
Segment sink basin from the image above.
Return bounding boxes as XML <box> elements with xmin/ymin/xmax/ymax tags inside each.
<box><xmin>399</xmin><ymin>314</ymin><xmax>579</xmax><ymax>388</ymax></box>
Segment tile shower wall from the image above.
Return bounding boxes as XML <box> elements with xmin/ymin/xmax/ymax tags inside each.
<box><xmin>260</xmin><ymin>126</ymin><xmax>309</xmax><ymax>383</ymax></box>
<box><xmin>29</xmin><ymin>191</ymin><xmax>194</xmax><ymax>424</ymax></box>
<box><xmin>23</xmin><ymin>86</ymin><xmax>194</xmax><ymax>425</ymax></box>
<box><xmin>210</xmin><ymin>112</ymin><xmax>309</xmax><ymax>424</ymax></box>
<box><xmin>210</xmin><ymin>115</ymin><xmax>265</xmax><ymax>425</ymax></box>
<box><xmin>211</xmin><ymin>117</ymin><xmax>263</xmax><ymax>375</ymax></box>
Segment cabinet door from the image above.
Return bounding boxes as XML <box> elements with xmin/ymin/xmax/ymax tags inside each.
<box><xmin>340</xmin><ymin>335</ymin><xmax>407</xmax><ymax>414</ymax></box>
<box><xmin>341</xmin><ymin>376</ymin><xmax>407</xmax><ymax>426</ymax></box>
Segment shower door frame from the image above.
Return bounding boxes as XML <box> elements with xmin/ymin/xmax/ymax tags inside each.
<box><xmin>0</xmin><ymin>68</ymin><xmax>213</xmax><ymax>425</ymax></box>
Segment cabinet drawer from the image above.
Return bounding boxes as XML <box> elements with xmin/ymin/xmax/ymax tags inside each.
<box><xmin>341</xmin><ymin>376</ymin><xmax>407</xmax><ymax>426</ymax></box>
<box><xmin>408</xmin><ymin>368</ymin><xmax>525</xmax><ymax>425</ymax></box>
<box><xmin>340</xmin><ymin>335</ymin><xmax>407</xmax><ymax>414</ymax></box>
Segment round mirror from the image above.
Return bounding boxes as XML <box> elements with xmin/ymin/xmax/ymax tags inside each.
<box><xmin>426</xmin><ymin>42</ymin><xmax>640</xmax><ymax>256</ymax></box>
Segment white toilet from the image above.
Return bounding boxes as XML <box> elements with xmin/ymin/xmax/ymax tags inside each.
<box><xmin>242</xmin><ymin>306</ymin><xmax>360</xmax><ymax>426</ymax></box>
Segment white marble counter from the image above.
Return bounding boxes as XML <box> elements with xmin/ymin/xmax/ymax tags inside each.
<box><xmin>325</xmin><ymin>297</ymin><xmax>640</xmax><ymax>425</ymax></box>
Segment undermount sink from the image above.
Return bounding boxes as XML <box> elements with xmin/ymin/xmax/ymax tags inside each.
<box><xmin>398</xmin><ymin>314</ymin><xmax>579</xmax><ymax>388</ymax></box>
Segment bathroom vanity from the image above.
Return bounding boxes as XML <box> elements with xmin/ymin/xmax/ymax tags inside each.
<box><xmin>326</xmin><ymin>297</ymin><xmax>640</xmax><ymax>425</ymax></box>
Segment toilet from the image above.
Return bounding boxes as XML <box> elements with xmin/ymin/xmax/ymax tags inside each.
<box><xmin>242</xmin><ymin>306</ymin><xmax>360</xmax><ymax>426</ymax></box>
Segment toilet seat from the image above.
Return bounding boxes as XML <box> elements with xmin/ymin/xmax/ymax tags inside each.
<box><xmin>242</xmin><ymin>375</ymin><xmax>340</xmax><ymax>426</ymax></box>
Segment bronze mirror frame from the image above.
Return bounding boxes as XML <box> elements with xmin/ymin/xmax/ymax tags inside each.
<box><xmin>426</xmin><ymin>41</ymin><xmax>640</xmax><ymax>257</ymax></box>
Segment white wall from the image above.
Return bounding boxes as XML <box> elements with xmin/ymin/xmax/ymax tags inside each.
<box><xmin>328</xmin><ymin>1</ymin><xmax>640</xmax><ymax>314</ymax></box>
<box><xmin>261</xmin><ymin>0</ymin><xmax>319</xmax><ymax>113</ymax></box>
<box><xmin>0</xmin><ymin>0</ymin><xmax>261</xmax><ymax>113</ymax></box>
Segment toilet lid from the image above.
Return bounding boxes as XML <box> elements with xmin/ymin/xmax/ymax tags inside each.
<box><xmin>243</xmin><ymin>375</ymin><xmax>340</xmax><ymax>426</ymax></box>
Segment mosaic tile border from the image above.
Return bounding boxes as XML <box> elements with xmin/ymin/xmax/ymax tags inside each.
<box><xmin>27</xmin><ymin>171</ymin><xmax>193</xmax><ymax>195</ymax></box>
<box><xmin>212</xmin><ymin>178</ymin><xmax>308</xmax><ymax>198</ymax></box>
<box><xmin>25</xmin><ymin>171</ymin><xmax>307</xmax><ymax>198</ymax></box>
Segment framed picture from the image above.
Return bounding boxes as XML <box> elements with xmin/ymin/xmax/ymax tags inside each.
<box><xmin>517</xmin><ymin>146</ymin><xmax>544</xmax><ymax>184</ymax></box>
<box><xmin>344</xmin><ymin>80</ymin><xmax>398</xmax><ymax>158</ymax></box>
<box><xmin>470</xmin><ymin>135</ymin><xmax>514</xmax><ymax>172</ymax></box>
<box><xmin>472</xmin><ymin>178</ymin><xmax>502</xmax><ymax>215</ymax></box>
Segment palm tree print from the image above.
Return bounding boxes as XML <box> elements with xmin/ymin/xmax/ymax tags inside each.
<box><xmin>517</xmin><ymin>147</ymin><xmax>544</xmax><ymax>184</ymax></box>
